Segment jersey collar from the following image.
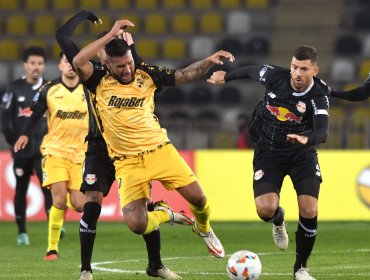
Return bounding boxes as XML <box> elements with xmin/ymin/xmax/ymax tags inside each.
<box><xmin>292</xmin><ymin>79</ymin><xmax>314</xmax><ymax>96</ymax></box>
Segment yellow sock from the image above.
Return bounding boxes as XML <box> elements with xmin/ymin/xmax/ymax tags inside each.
<box><xmin>189</xmin><ymin>200</ymin><xmax>211</xmax><ymax>233</ymax></box>
<box><xmin>47</xmin><ymin>206</ymin><xmax>65</xmax><ymax>252</ymax></box>
<box><xmin>143</xmin><ymin>210</ymin><xmax>169</xmax><ymax>235</ymax></box>
<box><xmin>66</xmin><ymin>192</ymin><xmax>77</xmax><ymax>212</ymax></box>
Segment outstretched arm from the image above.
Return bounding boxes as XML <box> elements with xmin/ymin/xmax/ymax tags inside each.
<box><xmin>73</xmin><ymin>19</ymin><xmax>134</xmax><ymax>81</ymax></box>
<box><xmin>207</xmin><ymin>65</ymin><xmax>262</xmax><ymax>85</ymax></box>
<box><xmin>331</xmin><ymin>79</ymin><xmax>370</xmax><ymax>101</ymax></box>
<box><xmin>56</xmin><ymin>10</ymin><xmax>101</xmax><ymax>65</ymax></box>
<box><xmin>175</xmin><ymin>50</ymin><xmax>235</xmax><ymax>85</ymax></box>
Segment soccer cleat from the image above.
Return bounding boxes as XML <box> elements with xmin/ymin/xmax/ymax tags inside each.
<box><xmin>79</xmin><ymin>270</ymin><xmax>93</xmax><ymax>280</ymax></box>
<box><xmin>192</xmin><ymin>223</ymin><xmax>225</xmax><ymax>258</ymax></box>
<box><xmin>272</xmin><ymin>222</ymin><xmax>289</xmax><ymax>250</ymax></box>
<box><xmin>43</xmin><ymin>250</ymin><xmax>58</xmax><ymax>261</ymax></box>
<box><xmin>153</xmin><ymin>201</ymin><xmax>194</xmax><ymax>225</ymax></box>
<box><xmin>146</xmin><ymin>266</ymin><xmax>182</xmax><ymax>279</ymax></box>
<box><xmin>294</xmin><ymin>268</ymin><xmax>316</xmax><ymax>280</ymax></box>
<box><xmin>17</xmin><ymin>233</ymin><xmax>30</xmax><ymax>246</ymax></box>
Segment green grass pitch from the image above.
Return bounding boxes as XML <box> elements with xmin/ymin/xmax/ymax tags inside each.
<box><xmin>1</xmin><ymin>221</ymin><xmax>369</xmax><ymax>279</ymax></box>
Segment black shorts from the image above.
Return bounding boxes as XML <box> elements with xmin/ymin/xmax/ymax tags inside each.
<box><xmin>252</xmin><ymin>145</ymin><xmax>322</xmax><ymax>198</ymax></box>
<box><xmin>80</xmin><ymin>138</ymin><xmax>115</xmax><ymax>197</ymax></box>
<box><xmin>13</xmin><ymin>156</ymin><xmax>42</xmax><ymax>184</ymax></box>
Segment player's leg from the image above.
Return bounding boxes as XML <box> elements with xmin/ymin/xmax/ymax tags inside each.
<box><xmin>252</xmin><ymin>148</ymin><xmax>288</xmax><ymax>250</ymax></box>
<box><xmin>44</xmin><ymin>181</ymin><xmax>68</xmax><ymax>261</ymax></box>
<box><xmin>33</xmin><ymin>155</ymin><xmax>52</xmax><ymax>217</ymax></box>
<box><xmin>13</xmin><ymin>157</ymin><xmax>32</xmax><ymax>245</ymax></box>
<box><xmin>293</xmin><ymin>179</ymin><xmax>319</xmax><ymax>280</ymax></box>
<box><xmin>291</xmin><ymin>148</ymin><xmax>321</xmax><ymax>280</ymax></box>
<box><xmin>144</xmin><ymin>200</ymin><xmax>182</xmax><ymax>279</ymax></box>
<box><xmin>175</xmin><ymin>180</ymin><xmax>224</xmax><ymax>258</ymax></box>
<box><xmin>68</xmin><ymin>161</ymin><xmax>85</xmax><ymax>212</ymax></box>
<box><xmin>79</xmin><ymin>144</ymin><xmax>114</xmax><ymax>279</ymax></box>
<box><xmin>42</xmin><ymin>155</ymin><xmax>70</xmax><ymax>260</ymax></box>
<box><xmin>79</xmin><ymin>190</ymin><xmax>103</xmax><ymax>279</ymax></box>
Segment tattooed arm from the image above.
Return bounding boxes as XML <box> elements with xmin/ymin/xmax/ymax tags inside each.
<box><xmin>174</xmin><ymin>50</ymin><xmax>235</xmax><ymax>85</ymax></box>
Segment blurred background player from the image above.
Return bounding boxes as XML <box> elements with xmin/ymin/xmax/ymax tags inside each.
<box><xmin>56</xmin><ymin>11</ymin><xmax>193</xmax><ymax>280</ymax></box>
<box><xmin>0</xmin><ymin>46</ymin><xmax>52</xmax><ymax>246</ymax></box>
<box><xmin>14</xmin><ymin>52</ymin><xmax>88</xmax><ymax>261</ymax></box>
<box><xmin>207</xmin><ymin>45</ymin><xmax>329</xmax><ymax>280</ymax></box>
<box><xmin>72</xmin><ymin>19</ymin><xmax>235</xmax><ymax>262</ymax></box>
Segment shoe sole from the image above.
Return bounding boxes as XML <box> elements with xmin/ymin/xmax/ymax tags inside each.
<box><xmin>43</xmin><ymin>254</ymin><xmax>58</xmax><ymax>261</ymax></box>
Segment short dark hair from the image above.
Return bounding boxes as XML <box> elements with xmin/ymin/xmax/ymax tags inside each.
<box><xmin>22</xmin><ymin>46</ymin><xmax>46</xmax><ymax>62</ymax></box>
<box><xmin>293</xmin><ymin>45</ymin><xmax>318</xmax><ymax>64</ymax></box>
<box><xmin>105</xmin><ymin>39</ymin><xmax>130</xmax><ymax>58</ymax></box>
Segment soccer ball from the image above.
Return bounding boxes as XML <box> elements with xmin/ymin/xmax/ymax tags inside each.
<box><xmin>226</xmin><ymin>250</ymin><xmax>262</xmax><ymax>280</ymax></box>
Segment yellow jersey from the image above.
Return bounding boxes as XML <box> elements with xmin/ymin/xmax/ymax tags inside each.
<box><xmin>85</xmin><ymin>63</ymin><xmax>176</xmax><ymax>157</ymax></box>
<box><xmin>32</xmin><ymin>78</ymin><xmax>89</xmax><ymax>163</ymax></box>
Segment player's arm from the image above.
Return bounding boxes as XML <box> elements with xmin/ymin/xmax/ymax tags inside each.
<box><xmin>55</xmin><ymin>10</ymin><xmax>101</xmax><ymax>65</ymax></box>
<box><xmin>287</xmin><ymin>115</ymin><xmax>329</xmax><ymax>145</ymax></box>
<box><xmin>14</xmin><ymin>85</ymin><xmax>49</xmax><ymax>152</ymax></box>
<box><xmin>287</xmin><ymin>96</ymin><xmax>329</xmax><ymax>145</ymax></box>
<box><xmin>73</xmin><ymin>19</ymin><xmax>134</xmax><ymax>81</ymax></box>
<box><xmin>330</xmin><ymin>77</ymin><xmax>370</xmax><ymax>101</ymax></box>
<box><xmin>175</xmin><ymin>50</ymin><xmax>235</xmax><ymax>85</ymax></box>
<box><xmin>0</xmin><ymin>87</ymin><xmax>15</xmax><ymax>145</ymax></box>
<box><xmin>122</xmin><ymin>32</ymin><xmax>143</xmax><ymax>65</ymax></box>
<box><xmin>207</xmin><ymin>65</ymin><xmax>262</xmax><ymax>85</ymax></box>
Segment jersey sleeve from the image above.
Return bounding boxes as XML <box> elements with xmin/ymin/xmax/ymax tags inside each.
<box><xmin>83</xmin><ymin>62</ymin><xmax>107</xmax><ymax>93</ymax></box>
<box><xmin>224</xmin><ymin>65</ymin><xmax>262</xmax><ymax>82</ymax></box>
<box><xmin>24</xmin><ymin>82</ymin><xmax>50</xmax><ymax>136</ymax></box>
<box><xmin>0</xmin><ymin>86</ymin><xmax>15</xmax><ymax>144</ymax></box>
<box><xmin>141</xmin><ymin>63</ymin><xmax>176</xmax><ymax>88</ymax></box>
<box><xmin>306</xmin><ymin>84</ymin><xmax>330</xmax><ymax>145</ymax></box>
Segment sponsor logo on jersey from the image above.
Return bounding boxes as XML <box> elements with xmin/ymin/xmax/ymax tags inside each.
<box><xmin>266</xmin><ymin>105</ymin><xmax>302</xmax><ymax>123</ymax></box>
<box><xmin>85</xmin><ymin>174</ymin><xmax>97</xmax><ymax>185</ymax></box>
<box><xmin>18</xmin><ymin>107</ymin><xmax>33</xmax><ymax>117</ymax></box>
<box><xmin>296</xmin><ymin>101</ymin><xmax>306</xmax><ymax>113</ymax></box>
<box><xmin>108</xmin><ymin>96</ymin><xmax>145</xmax><ymax>108</ymax></box>
<box><xmin>17</xmin><ymin>96</ymin><xmax>25</xmax><ymax>102</ymax></box>
<box><xmin>56</xmin><ymin>110</ymin><xmax>87</xmax><ymax>120</ymax></box>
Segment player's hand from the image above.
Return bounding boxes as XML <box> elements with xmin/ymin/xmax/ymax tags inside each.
<box><xmin>110</xmin><ymin>20</ymin><xmax>135</xmax><ymax>38</ymax></box>
<box><xmin>120</xmin><ymin>32</ymin><xmax>134</xmax><ymax>46</ymax></box>
<box><xmin>287</xmin><ymin>134</ymin><xmax>308</xmax><ymax>145</ymax></box>
<box><xmin>14</xmin><ymin>135</ymin><xmax>29</xmax><ymax>153</ymax></box>
<box><xmin>208</xmin><ymin>50</ymin><xmax>235</xmax><ymax>65</ymax></box>
<box><xmin>85</xmin><ymin>11</ymin><xmax>101</xmax><ymax>25</ymax></box>
<box><xmin>207</xmin><ymin>71</ymin><xmax>226</xmax><ymax>85</ymax></box>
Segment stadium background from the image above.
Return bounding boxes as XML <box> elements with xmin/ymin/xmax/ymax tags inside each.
<box><xmin>0</xmin><ymin>0</ymin><xmax>370</xmax><ymax>222</ymax></box>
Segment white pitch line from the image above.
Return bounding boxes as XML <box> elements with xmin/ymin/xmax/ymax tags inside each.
<box><xmin>91</xmin><ymin>250</ymin><xmax>370</xmax><ymax>277</ymax></box>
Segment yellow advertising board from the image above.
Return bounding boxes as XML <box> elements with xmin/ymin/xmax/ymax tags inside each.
<box><xmin>195</xmin><ymin>150</ymin><xmax>370</xmax><ymax>221</ymax></box>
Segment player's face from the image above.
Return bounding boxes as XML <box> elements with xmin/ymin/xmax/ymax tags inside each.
<box><xmin>23</xmin><ymin>55</ymin><xmax>45</xmax><ymax>82</ymax></box>
<box><xmin>106</xmin><ymin>50</ymin><xmax>135</xmax><ymax>84</ymax></box>
<box><xmin>59</xmin><ymin>55</ymin><xmax>77</xmax><ymax>79</ymax></box>
<box><xmin>290</xmin><ymin>57</ymin><xmax>318</xmax><ymax>92</ymax></box>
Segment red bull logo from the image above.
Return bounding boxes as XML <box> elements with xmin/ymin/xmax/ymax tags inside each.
<box><xmin>17</xmin><ymin>107</ymin><xmax>32</xmax><ymax>117</ymax></box>
<box><xmin>266</xmin><ymin>105</ymin><xmax>302</xmax><ymax>123</ymax></box>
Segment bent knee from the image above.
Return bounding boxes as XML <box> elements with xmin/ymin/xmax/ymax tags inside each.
<box><xmin>126</xmin><ymin>220</ymin><xmax>147</xmax><ymax>234</ymax></box>
<box><xmin>256</xmin><ymin>205</ymin><xmax>277</xmax><ymax>220</ymax></box>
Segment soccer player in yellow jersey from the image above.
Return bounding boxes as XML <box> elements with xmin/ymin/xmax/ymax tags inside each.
<box><xmin>14</xmin><ymin>53</ymin><xmax>89</xmax><ymax>261</ymax></box>
<box><xmin>73</xmin><ymin>19</ymin><xmax>235</xmax><ymax>259</ymax></box>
